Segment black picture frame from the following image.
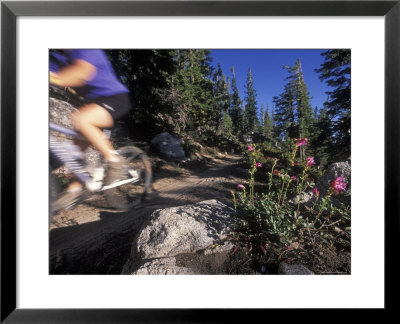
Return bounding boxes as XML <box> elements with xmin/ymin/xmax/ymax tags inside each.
<box><xmin>1</xmin><ymin>0</ymin><xmax>398</xmax><ymax>321</ymax></box>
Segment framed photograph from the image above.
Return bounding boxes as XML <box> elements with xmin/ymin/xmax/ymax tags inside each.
<box><xmin>1</xmin><ymin>0</ymin><xmax>398</xmax><ymax>321</ymax></box>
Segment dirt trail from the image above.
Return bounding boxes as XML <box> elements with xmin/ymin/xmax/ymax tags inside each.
<box><xmin>49</xmin><ymin>154</ymin><xmax>245</xmax><ymax>274</ymax></box>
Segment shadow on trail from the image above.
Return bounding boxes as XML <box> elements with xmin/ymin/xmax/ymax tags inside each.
<box><xmin>49</xmin><ymin>206</ymin><xmax>151</xmax><ymax>274</ymax></box>
<box><xmin>49</xmin><ymin>190</ymin><xmax>216</xmax><ymax>274</ymax></box>
<box><xmin>49</xmin><ymin>155</ymin><xmax>245</xmax><ymax>274</ymax></box>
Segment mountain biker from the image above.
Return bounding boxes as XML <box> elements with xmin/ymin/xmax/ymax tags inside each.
<box><xmin>50</xmin><ymin>49</ymin><xmax>132</xmax><ymax>208</ymax></box>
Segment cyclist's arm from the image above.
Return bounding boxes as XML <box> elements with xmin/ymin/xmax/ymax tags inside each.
<box><xmin>49</xmin><ymin>59</ymin><xmax>96</xmax><ymax>87</ymax></box>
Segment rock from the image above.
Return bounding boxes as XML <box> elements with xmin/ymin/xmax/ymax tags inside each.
<box><xmin>133</xmin><ymin>257</ymin><xmax>197</xmax><ymax>275</ymax></box>
<box><xmin>317</xmin><ymin>159</ymin><xmax>351</xmax><ymax>195</ymax></box>
<box><xmin>316</xmin><ymin>159</ymin><xmax>351</xmax><ymax>206</ymax></box>
<box><xmin>85</xmin><ymin>146</ymin><xmax>102</xmax><ymax>169</ymax></box>
<box><xmin>49</xmin><ymin>97</ymin><xmax>77</xmax><ymax>129</ymax></box>
<box><xmin>242</xmin><ymin>135</ymin><xmax>252</xmax><ymax>143</ymax></box>
<box><xmin>202</xmin><ymin>240</ymin><xmax>235</xmax><ymax>256</ymax></box>
<box><xmin>122</xmin><ymin>200</ymin><xmax>235</xmax><ymax>274</ymax></box>
<box><xmin>135</xmin><ymin>199</ymin><xmax>235</xmax><ymax>259</ymax></box>
<box><xmin>288</xmin><ymin>191</ymin><xmax>314</xmax><ymax>206</ymax></box>
<box><xmin>278</xmin><ymin>262</ymin><xmax>315</xmax><ymax>275</ymax></box>
<box><xmin>151</xmin><ymin>132</ymin><xmax>187</xmax><ymax>161</ymax></box>
<box><xmin>289</xmin><ymin>160</ymin><xmax>351</xmax><ymax>208</ymax></box>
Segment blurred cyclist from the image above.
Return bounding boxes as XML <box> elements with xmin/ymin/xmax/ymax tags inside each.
<box><xmin>50</xmin><ymin>49</ymin><xmax>131</xmax><ymax>208</ymax></box>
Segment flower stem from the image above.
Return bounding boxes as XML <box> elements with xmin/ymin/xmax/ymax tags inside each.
<box><xmin>277</xmin><ymin>178</ymin><xmax>286</xmax><ymax>206</ymax></box>
<box><xmin>231</xmin><ymin>191</ymin><xmax>237</xmax><ymax>211</ymax></box>
<box><xmin>291</xmin><ymin>140</ymin><xmax>298</xmax><ymax>166</ymax></box>
<box><xmin>296</xmin><ymin>169</ymin><xmax>306</xmax><ymax>214</ymax></box>
<box><xmin>313</xmin><ymin>192</ymin><xmax>332</xmax><ymax>226</ymax></box>
<box><xmin>310</xmin><ymin>195</ymin><xmax>319</xmax><ymax>215</ymax></box>
<box><xmin>277</xmin><ymin>179</ymin><xmax>292</xmax><ymax>216</ymax></box>
<box><xmin>281</xmin><ymin>179</ymin><xmax>292</xmax><ymax>206</ymax></box>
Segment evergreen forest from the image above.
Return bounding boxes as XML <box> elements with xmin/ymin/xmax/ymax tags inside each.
<box><xmin>106</xmin><ymin>49</ymin><xmax>351</xmax><ymax>166</ymax></box>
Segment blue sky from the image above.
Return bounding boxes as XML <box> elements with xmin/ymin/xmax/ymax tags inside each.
<box><xmin>209</xmin><ymin>49</ymin><xmax>331</xmax><ymax>116</ymax></box>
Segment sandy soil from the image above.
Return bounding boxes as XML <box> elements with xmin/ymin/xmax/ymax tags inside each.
<box><xmin>49</xmin><ymin>153</ymin><xmax>246</xmax><ymax>274</ymax></box>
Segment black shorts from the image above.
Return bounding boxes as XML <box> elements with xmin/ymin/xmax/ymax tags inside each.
<box><xmin>87</xmin><ymin>93</ymin><xmax>132</xmax><ymax>122</ymax></box>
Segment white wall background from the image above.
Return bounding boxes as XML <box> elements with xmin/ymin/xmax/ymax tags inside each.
<box><xmin>16</xmin><ymin>16</ymin><xmax>384</xmax><ymax>309</ymax></box>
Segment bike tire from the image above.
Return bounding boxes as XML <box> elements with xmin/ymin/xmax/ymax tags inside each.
<box><xmin>104</xmin><ymin>146</ymin><xmax>152</xmax><ymax>211</ymax></box>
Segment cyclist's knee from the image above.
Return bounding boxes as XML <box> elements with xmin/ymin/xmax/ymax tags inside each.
<box><xmin>72</xmin><ymin>105</ymin><xmax>114</xmax><ymax>130</ymax></box>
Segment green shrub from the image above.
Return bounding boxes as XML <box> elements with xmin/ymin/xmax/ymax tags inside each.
<box><xmin>232</xmin><ymin>142</ymin><xmax>350</xmax><ymax>250</ymax></box>
<box><xmin>190</xmin><ymin>126</ymin><xmax>242</xmax><ymax>154</ymax></box>
<box><xmin>182</xmin><ymin>138</ymin><xmax>202</xmax><ymax>159</ymax></box>
<box><xmin>205</xmin><ymin>147</ymin><xmax>218</xmax><ymax>156</ymax></box>
<box><xmin>54</xmin><ymin>166</ymin><xmax>73</xmax><ymax>189</ymax></box>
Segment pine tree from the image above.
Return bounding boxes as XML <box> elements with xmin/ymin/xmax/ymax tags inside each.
<box><xmin>273</xmin><ymin>82</ymin><xmax>296</xmax><ymax>139</ymax></box>
<box><xmin>310</xmin><ymin>104</ymin><xmax>334</xmax><ymax>166</ymax></box>
<box><xmin>259</xmin><ymin>103</ymin><xmax>265</xmax><ymax>132</ymax></box>
<box><xmin>228</xmin><ymin>67</ymin><xmax>243</xmax><ymax>135</ymax></box>
<box><xmin>273</xmin><ymin>59</ymin><xmax>314</xmax><ymax>141</ymax></box>
<box><xmin>315</xmin><ymin>49</ymin><xmax>351</xmax><ymax>162</ymax></box>
<box><xmin>105</xmin><ymin>49</ymin><xmax>177</xmax><ymax>138</ymax></box>
<box><xmin>263</xmin><ymin>105</ymin><xmax>274</xmax><ymax>139</ymax></box>
<box><xmin>221</xmin><ymin>111</ymin><xmax>233</xmax><ymax>135</ymax></box>
<box><xmin>243</xmin><ymin>68</ymin><xmax>258</xmax><ymax>134</ymax></box>
<box><xmin>174</xmin><ymin>49</ymin><xmax>214</xmax><ymax>132</ymax></box>
<box><xmin>288</xmin><ymin>59</ymin><xmax>314</xmax><ymax>139</ymax></box>
<box><xmin>212</xmin><ymin>64</ymin><xmax>230</xmax><ymax>133</ymax></box>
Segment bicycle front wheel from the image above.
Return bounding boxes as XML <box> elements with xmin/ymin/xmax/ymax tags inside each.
<box><xmin>104</xmin><ymin>146</ymin><xmax>152</xmax><ymax>211</ymax></box>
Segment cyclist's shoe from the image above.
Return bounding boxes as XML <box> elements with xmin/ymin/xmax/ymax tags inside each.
<box><xmin>104</xmin><ymin>157</ymin><xmax>127</xmax><ymax>186</ymax></box>
<box><xmin>128</xmin><ymin>169</ymin><xmax>139</xmax><ymax>182</ymax></box>
<box><xmin>52</xmin><ymin>189</ymin><xmax>83</xmax><ymax>212</ymax></box>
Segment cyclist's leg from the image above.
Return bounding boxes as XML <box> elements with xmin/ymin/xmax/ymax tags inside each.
<box><xmin>71</xmin><ymin>102</ymin><xmax>128</xmax><ymax>185</ymax></box>
<box><xmin>55</xmin><ymin>104</ymin><xmax>115</xmax><ymax>197</ymax></box>
<box><xmin>53</xmin><ymin>103</ymin><xmax>118</xmax><ymax>210</ymax></box>
<box><xmin>56</xmin><ymin>93</ymin><xmax>131</xmax><ymax>210</ymax></box>
<box><xmin>71</xmin><ymin>103</ymin><xmax>116</xmax><ymax>161</ymax></box>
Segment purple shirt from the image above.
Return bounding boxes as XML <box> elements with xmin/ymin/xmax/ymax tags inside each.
<box><xmin>50</xmin><ymin>49</ymin><xmax>129</xmax><ymax>99</ymax></box>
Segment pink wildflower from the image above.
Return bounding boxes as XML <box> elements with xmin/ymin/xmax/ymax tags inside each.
<box><xmin>273</xmin><ymin>169</ymin><xmax>279</xmax><ymax>175</ymax></box>
<box><xmin>330</xmin><ymin>176</ymin><xmax>347</xmax><ymax>194</ymax></box>
<box><xmin>312</xmin><ymin>188</ymin><xmax>320</xmax><ymax>197</ymax></box>
<box><xmin>260</xmin><ymin>244</ymin><xmax>266</xmax><ymax>253</ymax></box>
<box><xmin>249</xmin><ymin>244</ymin><xmax>253</xmax><ymax>252</ymax></box>
<box><xmin>306</xmin><ymin>156</ymin><xmax>315</xmax><ymax>167</ymax></box>
<box><xmin>256</xmin><ymin>162</ymin><xmax>262</xmax><ymax>168</ymax></box>
<box><xmin>291</xmin><ymin>176</ymin><xmax>297</xmax><ymax>181</ymax></box>
<box><xmin>296</xmin><ymin>138</ymin><xmax>308</xmax><ymax>147</ymax></box>
<box><xmin>237</xmin><ymin>184</ymin><xmax>245</xmax><ymax>189</ymax></box>
<box><xmin>231</xmin><ymin>247</ymin><xmax>238</xmax><ymax>255</ymax></box>
<box><xmin>247</xmin><ymin>145</ymin><xmax>255</xmax><ymax>152</ymax></box>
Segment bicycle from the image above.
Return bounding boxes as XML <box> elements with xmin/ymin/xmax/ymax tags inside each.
<box><xmin>49</xmin><ymin>121</ymin><xmax>152</xmax><ymax>216</ymax></box>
